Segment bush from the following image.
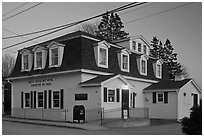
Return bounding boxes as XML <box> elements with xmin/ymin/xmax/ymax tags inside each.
<box><xmin>181</xmin><ymin>105</ymin><xmax>202</xmax><ymax>135</ymax></box>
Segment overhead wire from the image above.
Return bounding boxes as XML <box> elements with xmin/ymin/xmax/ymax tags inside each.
<box><xmin>2</xmin><ymin>2</ymin><xmax>43</xmax><ymax>21</ymax></box>
<box><xmin>2</xmin><ymin>2</ymin><xmax>148</xmax><ymax>50</ymax></box>
<box><xmin>3</xmin><ymin>2</ymin><xmax>145</xmax><ymax>40</ymax></box>
<box><xmin>124</xmin><ymin>2</ymin><xmax>194</xmax><ymax>24</ymax></box>
<box><xmin>3</xmin><ymin>2</ymin><xmax>28</xmax><ymax>17</ymax></box>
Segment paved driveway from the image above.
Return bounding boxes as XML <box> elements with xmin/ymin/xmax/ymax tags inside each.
<box><xmin>2</xmin><ymin>121</ymin><xmax>184</xmax><ymax>135</ymax></box>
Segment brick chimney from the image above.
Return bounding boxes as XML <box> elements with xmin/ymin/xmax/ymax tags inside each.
<box><xmin>174</xmin><ymin>74</ymin><xmax>185</xmax><ymax>81</ymax></box>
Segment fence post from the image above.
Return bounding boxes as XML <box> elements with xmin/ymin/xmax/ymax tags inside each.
<box><xmin>65</xmin><ymin>109</ymin><xmax>67</xmax><ymax>123</ymax></box>
<box><xmin>100</xmin><ymin>108</ymin><xmax>103</xmax><ymax>126</ymax></box>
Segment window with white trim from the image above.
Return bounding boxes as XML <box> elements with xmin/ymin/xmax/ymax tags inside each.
<box><xmin>137</xmin><ymin>43</ymin><xmax>142</xmax><ymax>52</ymax></box>
<box><xmin>132</xmin><ymin>41</ymin><xmax>136</xmax><ymax>51</ymax></box>
<box><xmin>36</xmin><ymin>51</ymin><xmax>42</xmax><ymax>68</ymax></box>
<box><xmin>53</xmin><ymin>91</ymin><xmax>60</xmax><ymax>108</ymax></box>
<box><xmin>98</xmin><ymin>47</ymin><xmax>108</xmax><ymax>68</ymax></box>
<box><xmin>140</xmin><ymin>59</ymin><xmax>147</xmax><ymax>75</ymax></box>
<box><xmin>22</xmin><ymin>54</ymin><xmax>29</xmax><ymax>70</ymax></box>
<box><xmin>108</xmin><ymin>89</ymin><xmax>115</xmax><ymax>102</ymax></box>
<box><xmin>24</xmin><ymin>93</ymin><xmax>30</xmax><ymax>108</ymax></box>
<box><xmin>156</xmin><ymin>63</ymin><xmax>162</xmax><ymax>78</ymax></box>
<box><xmin>121</xmin><ymin>54</ymin><xmax>129</xmax><ymax>72</ymax></box>
<box><xmin>157</xmin><ymin>93</ymin><xmax>164</xmax><ymax>102</ymax></box>
<box><xmin>143</xmin><ymin>45</ymin><xmax>147</xmax><ymax>54</ymax></box>
<box><xmin>37</xmin><ymin>92</ymin><xmax>43</xmax><ymax>108</ymax></box>
<box><xmin>51</xmin><ymin>48</ymin><xmax>59</xmax><ymax>66</ymax></box>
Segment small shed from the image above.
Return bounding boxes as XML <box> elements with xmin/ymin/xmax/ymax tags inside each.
<box><xmin>143</xmin><ymin>79</ymin><xmax>201</xmax><ymax>121</ymax></box>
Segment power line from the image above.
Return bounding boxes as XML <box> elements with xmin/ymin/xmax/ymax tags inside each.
<box><xmin>3</xmin><ymin>2</ymin><xmax>148</xmax><ymax>50</ymax></box>
<box><xmin>3</xmin><ymin>28</ymin><xmax>39</xmax><ymax>45</ymax></box>
<box><xmin>124</xmin><ymin>2</ymin><xmax>194</xmax><ymax>24</ymax></box>
<box><xmin>2</xmin><ymin>2</ymin><xmax>43</xmax><ymax>21</ymax></box>
<box><xmin>3</xmin><ymin>2</ymin><xmax>28</xmax><ymax>17</ymax></box>
<box><xmin>3</xmin><ymin>2</ymin><xmax>146</xmax><ymax>40</ymax></box>
<box><xmin>119</xmin><ymin>2</ymin><xmax>156</xmax><ymax>16</ymax></box>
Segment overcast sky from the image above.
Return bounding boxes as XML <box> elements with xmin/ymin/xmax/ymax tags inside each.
<box><xmin>2</xmin><ymin>2</ymin><xmax>202</xmax><ymax>89</ymax></box>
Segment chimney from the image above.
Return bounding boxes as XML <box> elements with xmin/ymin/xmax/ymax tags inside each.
<box><xmin>174</xmin><ymin>74</ymin><xmax>185</xmax><ymax>81</ymax></box>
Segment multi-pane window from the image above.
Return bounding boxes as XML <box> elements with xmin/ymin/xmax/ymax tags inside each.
<box><xmin>108</xmin><ymin>90</ymin><xmax>115</xmax><ymax>102</ymax></box>
<box><xmin>23</xmin><ymin>54</ymin><xmax>29</xmax><ymax>70</ymax></box>
<box><xmin>24</xmin><ymin>93</ymin><xmax>30</xmax><ymax>108</ymax></box>
<box><xmin>138</xmin><ymin>43</ymin><xmax>142</xmax><ymax>52</ymax></box>
<box><xmin>37</xmin><ymin>92</ymin><xmax>43</xmax><ymax>108</ymax></box>
<box><xmin>141</xmin><ymin>60</ymin><xmax>146</xmax><ymax>74</ymax></box>
<box><xmin>36</xmin><ymin>52</ymin><xmax>42</xmax><ymax>68</ymax></box>
<box><xmin>99</xmin><ymin>47</ymin><xmax>107</xmax><ymax>66</ymax></box>
<box><xmin>157</xmin><ymin>64</ymin><xmax>161</xmax><ymax>78</ymax></box>
<box><xmin>53</xmin><ymin>91</ymin><xmax>60</xmax><ymax>108</ymax></box>
<box><xmin>157</xmin><ymin>93</ymin><xmax>164</xmax><ymax>102</ymax></box>
<box><xmin>132</xmin><ymin>41</ymin><xmax>136</xmax><ymax>50</ymax></box>
<box><xmin>51</xmin><ymin>48</ymin><xmax>58</xmax><ymax>66</ymax></box>
<box><xmin>143</xmin><ymin>45</ymin><xmax>147</xmax><ymax>54</ymax></box>
<box><xmin>122</xmin><ymin>54</ymin><xmax>128</xmax><ymax>70</ymax></box>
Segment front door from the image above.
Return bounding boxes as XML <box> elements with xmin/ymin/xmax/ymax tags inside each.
<box><xmin>122</xmin><ymin>89</ymin><xmax>129</xmax><ymax>118</ymax></box>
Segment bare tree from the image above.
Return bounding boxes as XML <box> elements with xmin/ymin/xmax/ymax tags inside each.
<box><xmin>76</xmin><ymin>21</ymin><xmax>99</xmax><ymax>36</ymax></box>
<box><xmin>2</xmin><ymin>54</ymin><xmax>15</xmax><ymax>78</ymax></box>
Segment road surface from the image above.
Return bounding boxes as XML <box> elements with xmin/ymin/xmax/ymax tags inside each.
<box><xmin>2</xmin><ymin>121</ymin><xmax>184</xmax><ymax>135</ymax></box>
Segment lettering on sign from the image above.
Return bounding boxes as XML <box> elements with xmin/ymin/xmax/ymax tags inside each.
<box><xmin>28</xmin><ymin>78</ymin><xmax>54</xmax><ymax>87</ymax></box>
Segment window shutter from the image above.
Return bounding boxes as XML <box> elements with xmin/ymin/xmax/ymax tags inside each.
<box><xmin>49</xmin><ymin>90</ymin><xmax>52</xmax><ymax>108</ymax></box>
<box><xmin>21</xmin><ymin>92</ymin><xmax>24</xmax><ymax>108</ymax></box>
<box><xmin>44</xmin><ymin>90</ymin><xmax>47</xmax><ymax>109</ymax></box>
<box><xmin>34</xmin><ymin>91</ymin><xmax>36</xmax><ymax>108</ymax></box>
<box><xmin>116</xmin><ymin>89</ymin><xmax>120</xmax><ymax>102</ymax></box>
<box><xmin>164</xmin><ymin>92</ymin><xmax>168</xmax><ymax>104</ymax></box>
<box><xmin>30</xmin><ymin>91</ymin><xmax>33</xmax><ymax>108</ymax></box>
<box><xmin>104</xmin><ymin>87</ymin><xmax>107</xmax><ymax>102</ymax></box>
<box><xmin>60</xmin><ymin>89</ymin><xmax>64</xmax><ymax>109</ymax></box>
<box><xmin>153</xmin><ymin>92</ymin><xmax>156</xmax><ymax>103</ymax></box>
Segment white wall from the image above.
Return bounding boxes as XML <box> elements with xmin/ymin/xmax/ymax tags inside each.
<box><xmin>178</xmin><ymin>81</ymin><xmax>201</xmax><ymax>120</ymax></box>
<box><xmin>144</xmin><ymin>91</ymin><xmax>178</xmax><ymax>119</ymax></box>
<box><xmin>11</xmin><ymin>72</ymin><xmax>101</xmax><ymax>122</ymax></box>
<box><xmin>126</xmin><ymin>79</ymin><xmax>152</xmax><ymax>107</ymax></box>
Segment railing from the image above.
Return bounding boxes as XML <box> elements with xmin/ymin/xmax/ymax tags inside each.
<box><xmin>129</xmin><ymin>107</ymin><xmax>149</xmax><ymax>118</ymax></box>
<box><xmin>12</xmin><ymin>108</ymin><xmax>68</xmax><ymax>122</ymax></box>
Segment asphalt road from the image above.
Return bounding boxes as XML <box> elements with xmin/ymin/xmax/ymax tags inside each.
<box><xmin>2</xmin><ymin>121</ymin><xmax>184</xmax><ymax>135</ymax></box>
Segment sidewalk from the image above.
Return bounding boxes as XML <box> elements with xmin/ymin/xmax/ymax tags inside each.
<box><xmin>2</xmin><ymin>117</ymin><xmax>108</xmax><ymax>131</ymax></box>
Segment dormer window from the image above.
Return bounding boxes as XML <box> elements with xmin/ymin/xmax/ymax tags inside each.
<box><xmin>47</xmin><ymin>41</ymin><xmax>65</xmax><ymax>68</ymax></box>
<box><xmin>137</xmin><ymin>43</ymin><xmax>142</xmax><ymax>52</ymax></box>
<box><xmin>94</xmin><ymin>41</ymin><xmax>110</xmax><ymax>68</ymax></box>
<box><xmin>20</xmin><ymin>49</ymin><xmax>33</xmax><ymax>72</ymax></box>
<box><xmin>51</xmin><ymin>48</ymin><xmax>59</xmax><ymax>66</ymax></box>
<box><xmin>143</xmin><ymin>45</ymin><xmax>147</xmax><ymax>54</ymax></box>
<box><xmin>33</xmin><ymin>45</ymin><xmax>47</xmax><ymax>70</ymax></box>
<box><xmin>117</xmin><ymin>49</ymin><xmax>131</xmax><ymax>72</ymax></box>
<box><xmin>23</xmin><ymin>54</ymin><xmax>29</xmax><ymax>70</ymax></box>
<box><xmin>132</xmin><ymin>41</ymin><xmax>136</xmax><ymax>50</ymax></box>
<box><xmin>155</xmin><ymin>60</ymin><xmax>162</xmax><ymax>78</ymax></box>
<box><xmin>99</xmin><ymin>47</ymin><xmax>108</xmax><ymax>67</ymax></box>
<box><xmin>140</xmin><ymin>55</ymin><xmax>148</xmax><ymax>76</ymax></box>
<box><xmin>36</xmin><ymin>51</ymin><xmax>42</xmax><ymax>68</ymax></box>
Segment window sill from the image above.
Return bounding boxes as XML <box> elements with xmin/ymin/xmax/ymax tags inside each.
<box><xmin>49</xmin><ymin>64</ymin><xmax>60</xmax><ymax>68</ymax></box>
<box><xmin>34</xmin><ymin>67</ymin><xmax>43</xmax><ymax>70</ymax></box>
<box><xmin>21</xmin><ymin>69</ymin><xmax>29</xmax><ymax>72</ymax></box>
<box><xmin>98</xmin><ymin>64</ymin><xmax>108</xmax><ymax>68</ymax></box>
<box><xmin>121</xmin><ymin>69</ymin><xmax>129</xmax><ymax>72</ymax></box>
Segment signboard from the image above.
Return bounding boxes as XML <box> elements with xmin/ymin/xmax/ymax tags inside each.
<box><xmin>28</xmin><ymin>78</ymin><xmax>54</xmax><ymax>87</ymax></box>
<box><xmin>123</xmin><ymin>110</ymin><xmax>128</xmax><ymax>119</ymax></box>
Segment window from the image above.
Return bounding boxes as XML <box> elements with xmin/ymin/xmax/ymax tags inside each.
<box><xmin>122</xmin><ymin>54</ymin><xmax>129</xmax><ymax>71</ymax></box>
<box><xmin>108</xmin><ymin>90</ymin><xmax>115</xmax><ymax>102</ymax></box>
<box><xmin>53</xmin><ymin>91</ymin><xmax>60</xmax><ymax>108</ymax></box>
<box><xmin>141</xmin><ymin>60</ymin><xmax>146</xmax><ymax>74</ymax></box>
<box><xmin>157</xmin><ymin>93</ymin><xmax>164</xmax><ymax>102</ymax></box>
<box><xmin>37</xmin><ymin>92</ymin><xmax>43</xmax><ymax>108</ymax></box>
<box><xmin>138</xmin><ymin>43</ymin><xmax>142</xmax><ymax>52</ymax></box>
<box><xmin>132</xmin><ymin>41</ymin><xmax>136</xmax><ymax>50</ymax></box>
<box><xmin>36</xmin><ymin>52</ymin><xmax>42</xmax><ymax>68</ymax></box>
<box><xmin>24</xmin><ymin>93</ymin><xmax>30</xmax><ymax>108</ymax></box>
<box><xmin>51</xmin><ymin>48</ymin><xmax>58</xmax><ymax>66</ymax></box>
<box><xmin>143</xmin><ymin>45</ymin><xmax>147</xmax><ymax>54</ymax></box>
<box><xmin>99</xmin><ymin>47</ymin><xmax>108</xmax><ymax>67</ymax></box>
<box><xmin>23</xmin><ymin>54</ymin><xmax>29</xmax><ymax>70</ymax></box>
<box><xmin>156</xmin><ymin>64</ymin><xmax>162</xmax><ymax>78</ymax></box>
